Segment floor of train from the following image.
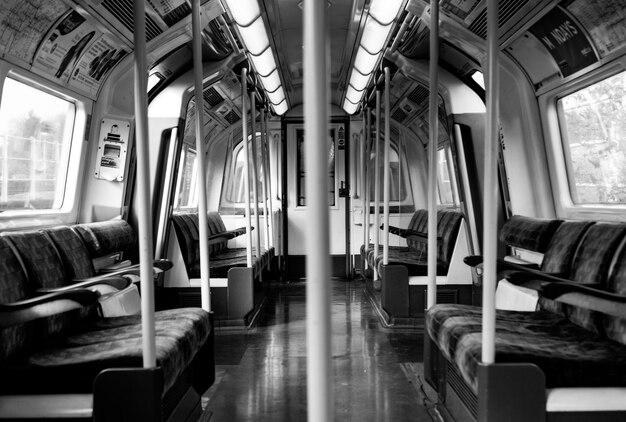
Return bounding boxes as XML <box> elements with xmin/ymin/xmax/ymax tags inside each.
<box><xmin>200</xmin><ymin>278</ymin><xmax>444</xmax><ymax>421</ymax></box>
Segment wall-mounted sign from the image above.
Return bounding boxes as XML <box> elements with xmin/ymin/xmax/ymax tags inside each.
<box><xmin>529</xmin><ymin>6</ymin><xmax>598</xmax><ymax>77</ymax></box>
<box><xmin>95</xmin><ymin>118</ymin><xmax>131</xmax><ymax>182</ymax></box>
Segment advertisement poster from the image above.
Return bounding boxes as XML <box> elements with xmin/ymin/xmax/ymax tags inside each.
<box><xmin>33</xmin><ymin>10</ymin><xmax>100</xmax><ymax>81</ymax></box>
<box><xmin>0</xmin><ymin>0</ymin><xmax>68</xmax><ymax>62</ymax></box>
<box><xmin>69</xmin><ymin>34</ymin><xmax>128</xmax><ymax>97</ymax></box>
<box><xmin>147</xmin><ymin>0</ymin><xmax>187</xmax><ymax>17</ymax></box>
<box><xmin>529</xmin><ymin>6</ymin><xmax>598</xmax><ymax>77</ymax></box>
<box><xmin>567</xmin><ymin>0</ymin><xmax>626</xmax><ymax>57</ymax></box>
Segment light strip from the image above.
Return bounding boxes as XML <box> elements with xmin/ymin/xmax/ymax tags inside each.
<box><xmin>222</xmin><ymin>0</ymin><xmax>289</xmax><ymax>115</ymax></box>
<box><xmin>238</xmin><ymin>17</ymin><xmax>270</xmax><ymax>55</ymax></box>
<box><xmin>342</xmin><ymin>0</ymin><xmax>405</xmax><ymax>114</ymax></box>
<box><xmin>221</xmin><ymin>0</ymin><xmax>260</xmax><ymax>26</ymax></box>
<box><xmin>250</xmin><ymin>48</ymin><xmax>276</xmax><ymax>77</ymax></box>
<box><xmin>272</xmin><ymin>99</ymin><xmax>288</xmax><ymax>115</ymax></box>
<box><xmin>258</xmin><ymin>68</ymin><xmax>281</xmax><ymax>92</ymax></box>
<box><xmin>266</xmin><ymin>86</ymin><xmax>285</xmax><ymax>105</ymax></box>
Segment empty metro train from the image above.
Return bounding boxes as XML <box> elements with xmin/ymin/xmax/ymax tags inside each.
<box><xmin>0</xmin><ymin>0</ymin><xmax>625</xmax><ymax>421</ymax></box>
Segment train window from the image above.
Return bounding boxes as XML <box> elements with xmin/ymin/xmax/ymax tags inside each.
<box><xmin>369</xmin><ymin>142</ymin><xmax>407</xmax><ymax>204</ymax></box>
<box><xmin>470</xmin><ymin>70</ymin><xmax>485</xmax><ymax>89</ymax></box>
<box><xmin>173</xmin><ymin>144</ymin><xmax>198</xmax><ymax>210</ymax></box>
<box><xmin>296</xmin><ymin>128</ymin><xmax>336</xmax><ymax>207</ymax></box>
<box><xmin>223</xmin><ymin>135</ymin><xmax>266</xmax><ymax>205</ymax></box>
<box><xmin>559</xmin><ymin>71</ymin><xmax>626</xmax><ymax>204</ymax></box>
<box><xmin>437</xmin><ymin>146</ymin><xmax>459</xmax><ymax>206</ymax></box>
<box><xmin>0</xmin><ymin>77</ymin><xmax>76</xmax><ymax>211</ymax></box>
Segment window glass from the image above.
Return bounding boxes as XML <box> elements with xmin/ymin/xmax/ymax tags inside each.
<box><xmin>297</xmin><ymin>128</ymin><xmax>335</xmax><ymax>207</ymax></box>
<box><xmin>224</xmin><ymin>135</ymin><xmax>265</xmax><ymax>204</ymax></box>
<box><xmin>471</xmin><ymin>70</ymin><xmax>485</xmax><ymax>89</ymax></box>
<box><xmin>437</xmin><ymin>146</ymin><xmax>459</xmax><ymax>206</ymax></box>
<box><xmin>559</xmin><ymin>71</ymin><xmax>626</xmax><ymax>204</ymax></box>
<box><xmin>369</xmin><ymin>141</ymin><xmax>407</xmax><ymax>202</ymax></box>
<box><xmin>173</xmin><ymin>144</ymin><xmax>198</xmax><ymax>209</ymax></box>
<box><xmin>0</xmin><ymin>78</ymin><xmax>76</xmax><ymax>211</ymax></box>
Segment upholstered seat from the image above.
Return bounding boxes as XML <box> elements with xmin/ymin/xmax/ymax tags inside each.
<box><xmin>0</xmin><ymin>308</ymin><xmax>210</xmax><ymax>395</ymax></box>
<box><xmin>426</xmin><ymin>304</ymin><xmax>626</xmax><ymax>393</ymax></box>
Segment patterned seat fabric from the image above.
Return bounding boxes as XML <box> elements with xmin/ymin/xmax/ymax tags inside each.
<box><xmin>362</xmin><ymin>209</ymin><xmax>462</xmax><ymax>276</ymax></box>
<box><xmin>426</xmin><ymin>304</ymin><xmax>626</xmax><ymax>393</ymax></box>
<box><xmin>0</xmin><ymin>308</ymin><xmax>211</xmax><ymax>395</ymax></box>
<box><xmin>44</xmin><ymin>226</ymin><xmax>96</xmax><ymax>279</ymax></box>
<box><xmin>73</xmin><ymin>220</ymin><xmax>136</xmax><ymax>259</ymax></box>
<box><xmin>498</xmin><ymin>215</ymin><xmax>562</xmax><ymax>253</ymax></box>
<box><xmin>426</xmin><ymin>220</ymin><xmax>626</xmax><ymax>394</ymax></box>
<box><xmin>172</xmin><ymin>212</ymin><xmax>269</xmax><ymax>279</ymax></box>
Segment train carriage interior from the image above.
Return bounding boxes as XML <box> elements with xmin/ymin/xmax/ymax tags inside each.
<box><xmin>1</xmin><ymin>0</ymin><xmax>626</xmax><ymax>421</ymax></box>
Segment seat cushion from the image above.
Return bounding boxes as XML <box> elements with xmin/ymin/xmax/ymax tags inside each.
<box><xmin>426</xmin><ymin>304</ymin><xmax>626</xmax><ymax>393</ymax></box>
<box><xmin>0</xmin><ymin>308</ymin><xmax>211</xmax><ymax>395</ymax></box>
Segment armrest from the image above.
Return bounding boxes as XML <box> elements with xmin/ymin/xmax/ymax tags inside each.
<box><xmin>208</xmin><ymin>227</ymin><xmax>254</xmax><ymax>244</ymax></box>
<box><xmin>0</xmin><ymin>289</ymin><xmax>99</xmax><ymax>328</ymax></box>
<box><xmin>464</xmin><ymin>255</ymin><xmax>544</xmax><ymax>274</ymax></box>
<box><xmin>383</xmin><ymin>225</ymin><xmax>431</xmax><ymax>243</ymax></box>
<box><xmin>36</xmin><ymin>276</ymin><xmax>131</xmax><ymax>294</ymax></box>
<box><xmin>89</xmin><ymin>259</ymin><xmax>173</xmax><ymax>283</ymax></box>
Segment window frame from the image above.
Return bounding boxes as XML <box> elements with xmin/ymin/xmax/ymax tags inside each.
<box><xmin>0</xmin><ymin>65</ymin><xmax>90</xmax><ymax>227</ymax></box>
<box><xmin>539</xmin><ymin>59</ymin><xmax>626</xmax><ymax>219</ymax></box>
<box><xmin>173</xmin><ymin>142</ymin><xmax>199</xmax><ymax>211</ymax></box>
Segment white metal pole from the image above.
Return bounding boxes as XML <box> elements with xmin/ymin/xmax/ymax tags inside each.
<box><xmin>260</xmin><ymin>108</ymin><xmax>271</xmax><ymax>250</ymax></box>
<box><xmin>373</xmin><ymin>90</ymin><xmax>381</xmax><ymax>275</ymax></box>
<box><xmin>427</xmin><ymin>0</ymin><xmax>440</xmax><ymax>310</ymax></box>
<box><xmin>363</xmin><ymin>107</ymin><xmax>370</xmax><ymax>269</ymax></box>
<box><xmin>304</xmin><ymin>0</ymin><xmax>332</xmax><ymax>420</ymax></box>
<box><xmin>482</xmin><ymin>0</ymin><xmax>499</xmax><ymax>365</ymax></box>
<box><xmin>265</xmin><ymin>115</ymin><xmax>275</xmax><ymax>248</ymax></box>
<box><xmin>192</xmin><ymin>0</ymin><xmax>211</xmax><ymax>312</ymax></box>
<box><xmin>132</xmin><ymin>0</ymin><xmax>156</xmax><ymax>368</ymax></box>
<box><xmin>241</xmin><ymin>69</ymin><xmax>253</xmax><ymax>268</ymax></box>
<box><xmin>250</xmin><ymin>92</ymin><xmax>262</xmax><ymax>258</ymax></box>
<box><xmin>382</xmin><ymin>68</ymin><xmax>391</xmax><ymax>265</ymax></box>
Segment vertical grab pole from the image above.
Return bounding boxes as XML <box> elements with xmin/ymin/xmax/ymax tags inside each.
<box><xmin>132</xmin><ymin>0</ymin><xmax>156</xmax><ymax>367</ymax></box>
<box><xmin>241</xmin><ymin>69</ymin><xmax>253</xmax><ymax>268</ymax></box>
<box><xmin>382</xmin><ymin>68</ymin><xmax>391</xmax><ymax>265</ymax></box>
<box><xmin>264</xmin><ymin>112</ymin><xmax>275</xmax><ymax>248</ymax></box>
<box><xmin>426</xmin><ymin>0</ymin><xmax>439</xmax><ymax>310</ymax></box>
<box><xmin>260</xmin><ymin>108</ymin><xmax>271</xmax><ymax>250</ymax></box>
<box><xmin>304</xmin><ymin>0</ymin><xmax>332</xmax><ymax>420</ymax></box>
<box><xmin>373</xmin><ymin>90</ymin><xmax>381</xmax><ymax>276</ymax></box>
<box><xmin>482</xmin><ymin>0</ymin><xmax>499</xmax><ymax>365</ymax></box>
<box><xmin>192</xmin><ymin>0</ymin><xmax>211</xmax><ymax>311</ymax></box>
<box><xmin>363</xmin><ymin>107</ymin><xmax>371</xmax><ymax>270</ymax></box>
<box><xmin>250</xmin><ymin>92</ymin><xmax>262</xmax><ymax>258</ymax></box>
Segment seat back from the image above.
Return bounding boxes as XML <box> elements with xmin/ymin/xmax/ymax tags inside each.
<box><xmin>603</xmin><ymin>237</ymin><xmax>626</xmax><ymax>345</ymax></box>
<box><xmin>498</xmin><ymin>215</ymin><xmax>562</xmax><ymax>254</ymax></box>
<box><xmin>44</xmin><ymin>226</ymin><xmax>96</xmax><ymax>279</ymax></box>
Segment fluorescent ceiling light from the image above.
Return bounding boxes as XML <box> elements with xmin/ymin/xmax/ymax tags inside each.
<box><xmin>221</xmin><ymin>0</ymin><xmax>260</xmax><ymax>26</ymax></box>
<box><xmin>353</xmin><ymin>46</ymin><xmax>378</xmax><ymax>75</ymax></box>
<box><xmin>250</xmin><ymin>48</ymin><xmax>276</xmax><ymax>77</ymax></box>
<box><xmin>349</xmin><ymin>69</ymin><xmax>371</xmax><ymax>92</ymax></box>
<box><xmin>343</xmin><ymin>99</ymin><xmax>358</xmax><ymax>115</ymax></box>
<box><xmin>272</xmin><ymin>99</ymin><xmax>288</xmax><ymax>115</ymax></box>
<box><xmin>238</xmin><ymin>17</ymin><xmax>270</xmax><ymax>55</ymax></box>
<box><xmin>266</xmin><ymin>87</ymin><xmax>285</xmax><ymax>105</ymax></box>
<box><xmin>345</xmin><ymin>84</ymin><xmax>363</xmax><ymax>104</ymax></box>
<box><xmin>369</xmin><ymin>0</ymin><xmax>404</xmax><ymax>25</ymax></box>
<box><xmin>360</xmin><ymin>17</ymin><xmax>392</xmax><ymax>54</ymax></box>
<box><xmin>259</xmin><ymin>69</ymin><xmax>281</xmax><ymax>92</ymax></box>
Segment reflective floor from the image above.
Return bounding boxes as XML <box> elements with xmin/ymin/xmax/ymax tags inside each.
<box><xmin>203</xmin><ymin>279</ymin><xmax>440</xmax><ymax>421</ymax></box>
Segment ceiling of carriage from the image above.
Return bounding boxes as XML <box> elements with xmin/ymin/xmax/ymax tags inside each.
<box><xmin>0</xmin><ymin>0</ymin><xmax>623</xmax><ymax>127</ymax></box>
<box><xmin>260</xmin><ymin>0</ymin><xmax>365</xmax><ymax>108</ymax></box>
